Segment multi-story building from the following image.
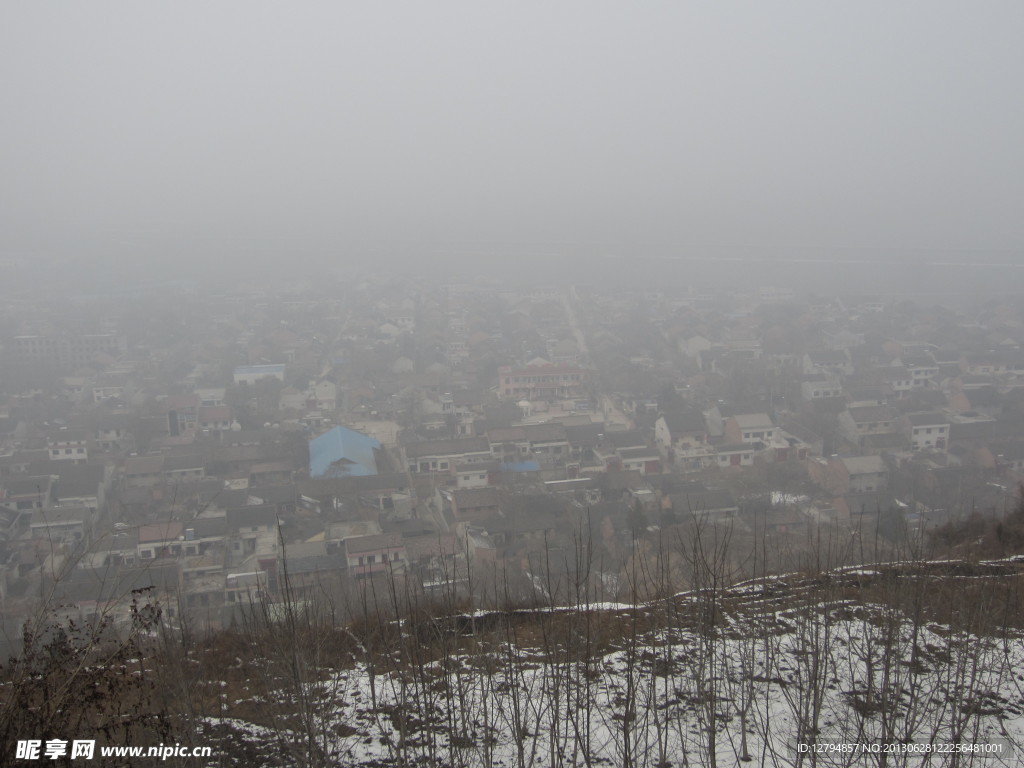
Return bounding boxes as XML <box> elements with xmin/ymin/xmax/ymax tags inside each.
<box><xmin>48</xmin><ymin>430</ymin><xmax>89</xmax><ymax>464</ymax></box>
<box><xmin>11</xmin><ymin>333</ymin><xmax>124</xmax><ymax>369</ymax></box>
<box><xmin>498</xmin><ymin>362</ymin><xmax>590</xmax><ymax>401</ymax></box>
<box><xmin>725</xmin><ymin>414</ymin><xmax>776</xmax><ymax>446</ymax></box>
<box><xmin>404</xmin><ymin>437</ymin><xmax>492</xmax><ymax>475</ymax></box>
<box><xmin>344</xmin><ymin>533</ymin><xmax>407</xmax><ymax>578</ymax></box>
<box><xmin>902</xmin><ymin>412</ymin><xmax>950</xmax><ymax>452</ymax></box>
<box><xmin>839</xmin><ymin>406</ymin><xmax>898</xmax><ymax>446</ymax></box>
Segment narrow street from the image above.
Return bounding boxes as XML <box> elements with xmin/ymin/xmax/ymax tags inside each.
<box><xmin>564</xmin><ymin>287</ymin><xmax>632</xmax><ymax>429</ymax></box>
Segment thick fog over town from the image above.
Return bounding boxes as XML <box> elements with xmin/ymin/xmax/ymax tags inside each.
<box><xmin>3</xmin><ymin>4</ymin><xmax>1024</xmax><ymax>766</ymax></box>
<box><xmin>3</xmin><ymin>3</ymin><xmax>1024</xmax><ymax>283</ymax></box>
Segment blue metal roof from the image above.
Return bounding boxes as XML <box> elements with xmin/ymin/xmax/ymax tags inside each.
<box><xmin>501</xmin><ymin>461</ymin><xmax>540</xmax><ymax>473</ymax></box>
<box><xmin>234</xmin><ymin>364</ymin><xmax>286</xmax><ymax>376</ymax></box>
<box><xmin>309</xmin><ymin>426</ymin><xmax>381</xmax><ymax>478</ymax></box>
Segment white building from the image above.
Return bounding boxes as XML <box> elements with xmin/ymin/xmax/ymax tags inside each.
<box><xmin>903</xmin><ymin>412</ymin><xmax>950</xmax><ymax>452</ymax></box>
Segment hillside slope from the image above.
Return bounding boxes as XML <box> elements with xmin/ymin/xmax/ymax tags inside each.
<box><xmin>190</xmin><ymin>558</ymin><xmax>1024</xmax><ymax>767</ymax></box>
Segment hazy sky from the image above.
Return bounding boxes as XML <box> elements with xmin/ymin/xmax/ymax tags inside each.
<box><xmin>2</xmin><ymin>2</ymin><xmax>1023</xmax><ymax>269</ymax></box>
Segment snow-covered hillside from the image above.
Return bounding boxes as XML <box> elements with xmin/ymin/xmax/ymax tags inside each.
<box><xmin>198</xmin><ymin>559</ymin><xmax>1024</xmax><ymax>767</ymax></box>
